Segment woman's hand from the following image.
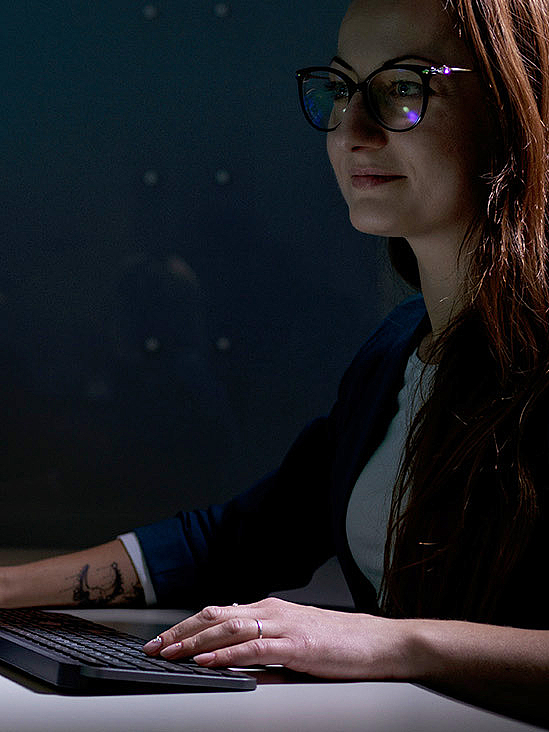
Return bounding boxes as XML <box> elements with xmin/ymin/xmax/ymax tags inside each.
<box><xmin>142</xmin><ymin>597</ymin><xmax>417</xmax><ymax>679</ymax></box>
<box><xmin>142</xmin><ymin>599</ymin><xmax>549</xmax><ymax>725</ymax></box>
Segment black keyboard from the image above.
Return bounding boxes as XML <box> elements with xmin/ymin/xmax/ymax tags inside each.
<box><xmin>0</xmin><ymin>608</ymin><xmax>256</xmax><ymax>691</ymax></box>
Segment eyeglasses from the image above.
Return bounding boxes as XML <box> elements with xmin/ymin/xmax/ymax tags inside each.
<box><xmin>295</xmin><ymin>63</ymin><xmax>475</xmax><ymax>132</ymax></box>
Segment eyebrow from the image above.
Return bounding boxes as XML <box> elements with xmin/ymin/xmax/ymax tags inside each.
<box><xmin>331</xmin><ymin>53</ymin><xmax>439</xmax><ymax>71</ymax></box>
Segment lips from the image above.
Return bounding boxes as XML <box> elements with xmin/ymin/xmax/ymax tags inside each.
<box><xmin>350</xmin><ymin>171</ymin><xmax>405</xmax><ymax>189</ymax></box>
<box><xmin>350</xmin><ymin>168</ymin><xmax>404</xmax><ymax>177</ymax></box>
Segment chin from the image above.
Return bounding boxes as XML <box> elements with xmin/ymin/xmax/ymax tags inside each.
<box><xmin>348</xmin><ymin>208</ymin><xmax>404</xmax><ymax>237</ymax></box>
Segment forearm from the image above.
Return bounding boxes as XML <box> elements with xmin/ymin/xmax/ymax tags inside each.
<box><xmin>409</xmin><ymin>618</ymin><xmax>549</xmax><ymax>723</ymax></box>
<box><xmin>0</xmin><ymin>539</ymin><xmax>145</xmax><ymax>609</ymax></box>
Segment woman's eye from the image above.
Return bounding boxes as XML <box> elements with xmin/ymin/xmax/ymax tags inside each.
<box><xmin>389</xmin><ymin>81</ymin><xmax>422</xmax><ymax>98</ymax></box>
<box><xmin>326</xmin><ymin>81</ymin><xmax>348</xmax><ymax>100</ymax></box>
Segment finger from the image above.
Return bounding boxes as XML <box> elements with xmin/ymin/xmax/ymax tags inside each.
<box><xmin>143</xmin><ymin>604</ymin><xmax>240</xmax><ymax>655</ymax></box>
<box><xmin>194</xmin><ymin>637</ymin><xmax>295</xmax><ymax>669</ymax></box>
<box><xmin>157</xmin><ymin>599</ymin><xmax>271</xmax><ymax>644</ymax></box>
<box><xmin>159</xmin><ymin>617</ymin><xmax>265</xmax><ymax>660</ymax></box>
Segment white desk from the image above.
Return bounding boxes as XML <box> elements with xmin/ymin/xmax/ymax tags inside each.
<box><xmin>0</xmin><ymin>608</ymin><xmax>545</xmax><ymax>732</ymax></box>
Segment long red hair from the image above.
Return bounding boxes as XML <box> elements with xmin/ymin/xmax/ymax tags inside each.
<box><xmin>381</xmin><ymin>0</ymin><xmax>549</xmax><ymax>624</ymax></box>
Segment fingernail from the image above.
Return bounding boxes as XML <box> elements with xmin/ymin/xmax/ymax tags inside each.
<box><xmin>194</xmin><ymin>652</ymin><xmax>216</xmax><ymax>665</ymax></box>
<box><xmin>142</xmin><ymin>636</ymin><xmax>163</xmax><ymax>653</ymax></box>
<box><xmin>160</xmin><ymin>642</ymin><xmax>182</xmax><ymax>658</ymax></box>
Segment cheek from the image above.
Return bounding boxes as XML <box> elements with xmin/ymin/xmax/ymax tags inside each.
<box><xmin>326</xmin><ymin>134</ymin><xmax>348</xmax><ymax>195</ymax></box>
<box><xmin>415</xmin><ymin>114</ymin><xmax>490</xmax><ymax>203</ymax></box>
<box><xmin>326</xmin><ymin>135</ymin><xmax>337</xmax><ymax>174</ymax></box>
<box><xmin>432</xmin><ymin>96</ymin><xmax>494</xmax><ymax>183</ymax></box>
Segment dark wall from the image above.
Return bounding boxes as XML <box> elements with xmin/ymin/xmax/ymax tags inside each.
<box><xmin>0</xmin><ymin>2</ymin><xmax>405</xmax><ymax>547</ymax></box>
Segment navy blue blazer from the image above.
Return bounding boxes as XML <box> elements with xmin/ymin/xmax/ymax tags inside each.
<box><xmin>134</xmin><ymin>295</ymin><xmax>429</xmax><ymax>612</ymax></box>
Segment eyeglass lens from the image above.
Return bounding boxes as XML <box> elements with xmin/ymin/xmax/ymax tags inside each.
<box><xmin>301</xmin><ymin>69</ymin><xmax>424</xmax><ymax>131</ymax></box>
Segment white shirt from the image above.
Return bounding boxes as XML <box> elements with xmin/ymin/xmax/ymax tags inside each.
<box><xmin>345</xmin><ymin>350</ymin><xmax>435</xmax><ymax>595</ymax></box>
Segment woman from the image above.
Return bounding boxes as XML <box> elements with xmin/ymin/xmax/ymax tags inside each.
<box><xmin>2</xmin><ymin>0</ymin><xmax>549</xmax><ymax>716</ymax></box>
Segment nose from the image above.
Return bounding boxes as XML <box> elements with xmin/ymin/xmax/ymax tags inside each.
<box><xmin>331</xmin><ymin>93</ymin><xmax>388</xmax><ymax>151</ymax></box>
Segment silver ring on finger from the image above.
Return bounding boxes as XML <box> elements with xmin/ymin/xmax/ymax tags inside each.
<box><xmin>255</xmin><ymin>618</ymin><xmax>263</xmax><ymax>640</ymax></box>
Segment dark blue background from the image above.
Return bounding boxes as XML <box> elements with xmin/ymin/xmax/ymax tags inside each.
<box><xmin>0</xmin><ymin>1</ymin><xmax>404</xmax><ymax>547</ymax></box>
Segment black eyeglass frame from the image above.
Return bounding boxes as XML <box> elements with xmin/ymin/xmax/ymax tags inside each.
<box><xmin>295</xmin><ymin>63</ymin><xmax>475</xmax><ymax>133</ymax></box>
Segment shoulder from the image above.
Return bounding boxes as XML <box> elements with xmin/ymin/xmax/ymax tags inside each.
<box><xmin>374</xmin><ymin>293</ymin><xmax>426</xmax><ymax>334</ymax></box>
<box><xmin>333</xmin><ymin>294</ymin><xmax>427</xmax><ymax>407</ymax></box>
<box><xmin>350</xmin><ymin>294</ymin><xmax>427</xmax><ymax>369</ymax></box>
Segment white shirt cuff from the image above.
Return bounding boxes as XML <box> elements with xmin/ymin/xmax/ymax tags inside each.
<box><xmin>118</xmin><ymin>532</ymin><xmax>158</xmax><ymax>607</ymax></box>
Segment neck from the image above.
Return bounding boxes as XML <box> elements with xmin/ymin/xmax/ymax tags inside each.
<box><xmin>407</xmin><ymin>229</ymin><xmax>472</xmax><ymax>340</ymax></box>
<box><xmin>418</xmin><ymin>262</ymin><xmax>462</xmax><ymax>337</ymax></box>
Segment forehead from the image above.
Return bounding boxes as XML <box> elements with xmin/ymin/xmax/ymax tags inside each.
<box><xmin>338</xmin><ymin>0</ymin><xmax>473</xmax><ymax>72</ymax></box>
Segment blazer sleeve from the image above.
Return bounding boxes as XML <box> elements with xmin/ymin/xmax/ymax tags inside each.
<box><xmin>134</xmin><ymin>416</ymin><xmax>338</xmax><ymax>608</ymax></box>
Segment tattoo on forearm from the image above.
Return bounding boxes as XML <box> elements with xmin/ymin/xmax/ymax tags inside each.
<box><xmin>70</xmin><ymin>562</ymin><xmax>144</xmax><ymax>607</ymax></box>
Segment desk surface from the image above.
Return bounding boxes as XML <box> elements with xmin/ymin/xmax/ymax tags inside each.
<box><xmin>0</xmin><ymin>608</ymin><xmax>546</xmax><ymax>732</ymax></box>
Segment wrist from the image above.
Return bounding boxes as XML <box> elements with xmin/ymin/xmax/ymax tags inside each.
<box><xmin>0</xmin><ymin>564</ymin><xmax>23</xmax><ymax>608</ymax></box>
<box><xmin>360</xmin><ymin>616</ymin><xmax>437</xmax><ymax>680</ymax></box>
<box><xmin>390</xmin><ymin>618</ymin><xmax>447</xmax><ymax>681</ymax></box>
<box><xmin>400</xmin><ymin>617</ymin><xmax>483</xmax><ymax>683</ymax></box>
